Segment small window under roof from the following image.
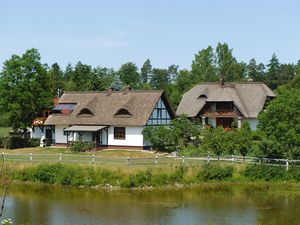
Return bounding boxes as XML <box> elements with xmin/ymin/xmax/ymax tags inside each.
<box><xmin>114</xmin><ymin>108</ymin><xmax>132</xmax><ymax>117</ymax></box>
<box><xmin>77</xmin><ymin>108</ymin><xmax>94</xmax><ymax>116</ymax></box>
<box><xmin>198</xmin><ymin>94</ymin><xmax>207</xmax><ymax>99</ymax></box>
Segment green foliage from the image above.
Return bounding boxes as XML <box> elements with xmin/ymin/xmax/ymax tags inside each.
<box><xmin>201</xmin><ymin>123</ymin><xmax>254</xmax><ymax>157</ymax></box>
<box><xmin>191</xmin><ymin>46</ymin><xmax>217</xmax><ymax>82</ymax></box>
<box><xmin>244</xmin><ymin>164</ymin><xmax>291</xmax><ymax>181</ymax></box>
<box><xmin>118</xmin><ymin>62</ymin><xmax>140</xmax><ymax>88</ymax></box>
<box><xmin>197</xmin><ymin>164</ymin><xmax>233</xmax><ymax>181</ymax></box>
<box><xmin>143</xmin><ymin>115</ymin><xmax>201</xmax><ymax>152</ymax></box>
<box><xmin>28</xmin><ymin>138</ymin><xmax>40</xmax><ymax>147</ymax></box>
<box><xmin>70</xmin><ymin>141</ymin><xmax>96</xmax><ymax>152</ymax></box>
<box><xmin>140</xmin><ymin>59</ymin><xmax>152</xmax><ymax>83</ymax></box>
<box><xmin>143</xmin><ymin>126</ymin><xmax>176</xmax><ymax>152</ymax></box>
<box><xmin>2</xmin><ymin>135</ymin><xmax>27</xmax><ymax>149</ymax></box>
<box><xmin>258</xmin><ymin>88</ymin><xmax>300</xmax><ymax>159</ymax></box>
<box><xmin>0</xmin><ymin>49</ymin><xmax>52</xmax><ymax>131</ymax></box>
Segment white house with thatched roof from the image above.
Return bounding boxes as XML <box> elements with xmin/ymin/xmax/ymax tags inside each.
<box><xmin>176</xmin><ymin>82</ymin><xmax>276</xmax><ymax>130</ymax></box>
<box><xmin>43</xmin><ymin>88</ymin><xmax>175</xmax><ymax>149</ymax></box>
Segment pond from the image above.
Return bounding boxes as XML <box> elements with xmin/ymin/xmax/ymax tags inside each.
<box><xmin>1</xmin><ymin>184</ymin><xmax>300</xmax><ymax>225</ymax></box>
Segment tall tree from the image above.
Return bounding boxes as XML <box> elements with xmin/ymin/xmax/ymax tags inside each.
<box><xmin>118</xmin><ymin>62</ymin><xmax>140</xmax><ymax>88</ymax></box>
<box><xmin>150</xmin><ymin>68</ymin><xmax>170</xmax><ymax>90</ymax></box>
<box><xmin>191</xmin><ymin>46</ymin><xmax>217</xmax><ymax>82</ymax></box>
<box><xmin>265</xmin><ymin>53</ymin><xmax>280</xmax><ymax>89</ymax></box>
<box><xmin>216</xmin><ymin>43</ymin><xmax>244</xmax><ymax>81</ymax></box>
<box><xmin>0</xmin><ymin>49</ymin><xmax>52</xmax><ymax>133</ymax></box>
<box><xmin>245</xmin><ymin>59</ymin><xmax>265</xmax><ymax>81</ymax></box>
<box><xmin>48</xmin><ymin>63</ymin><xmax>64</xmax><ymax>97</ymax></box>
<box><xmin>168</xmin><ymin>64</ymin><xmax>179</xmax><ymax>82</ymax></box>
<box><xmin>140</xmin><ymin>59</ymin><xmax>152</xmax><ymax>84</ymax></box>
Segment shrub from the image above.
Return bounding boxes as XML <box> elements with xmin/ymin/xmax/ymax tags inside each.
<box><xmin>179</xmin><ymin>146</ymin><xmax>201</xmax><ymax>157</ymax></box>
<box><xmin>28</xmin><ymin>138</ymin><xmax>40</xmax><ymax>147</ymax></box>
<box><xmin>197</xmin><ymin>164</ymin><xmax>233</xmax><ymax>181</ymax></box>
<box><xmin>33</xmin><ymin>163</ymin><xmax>64</xmax><ymax>184</ymax></box>
<box><xmin>70</xmin><ymin>141</ymin><xmax>95</xmax><ymax>152</ymax></box>
<box><xmin>4</xmin><ymin>135</ymin><xmax>27</xmax><ymax>149</ymax></box>
<box><xmin>169</xmin><ymin>166</ymin><xmax>187</xmax><ymax>183</ymax></box>
<box><xmin>244</xmin><ymin>164</ymin><xmax>288</xmax><ymax>181</ymax></box>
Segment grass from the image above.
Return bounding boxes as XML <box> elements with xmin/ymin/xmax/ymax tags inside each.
<box><xmin>0</xmin><ymin>127</ymin><xmax>11</xmax><ymax>137</ymax></box>
<box><xmin>0</xmin><ymin>146</ymin><xmax>159</xmax><ymax>157</ymax></box>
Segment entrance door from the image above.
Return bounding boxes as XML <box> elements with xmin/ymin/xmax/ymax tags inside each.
<box><xmin>45</xmin><ymin>129</ymin><xmax>53</xmax><ymax>143</ymax></box>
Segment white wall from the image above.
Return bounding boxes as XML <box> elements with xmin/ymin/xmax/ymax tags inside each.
<box><xmin>243</xmin><ymin>119</ymin><xmax>258</xmax><ymax>131</ymax></box>
<box><xmin>55</xmin><ymin>125</ymin><xmax>69</xmax><ymax>144</ymax></box>
<box><xmin>108</xmin><ymin>126</ymin><xmax>144</xmax><ymax>146</ymax></box>
<box><xmin>30</xmin><ymin>126</ymin><xmax>43</xmax><ymax>139</ymax></box>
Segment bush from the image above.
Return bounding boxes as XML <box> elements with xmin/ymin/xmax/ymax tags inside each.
<box><xmin>179</xmin><ymin>146</ymin><xmax>201</xmax><ymax>157</ymax></box>
<box><xmin>28</xmin><ymin>138</ymin><xmax>40</xmax><ymax>147</ymax></box>
<box><xmin>197</xmin><ymin>164</ymin><xmax>233</xmax><ymax>181</ymax></box>
<box><xmin>70</xmin><ymin>141</ymin><xmax>96</xmax><ymax>152</ymax></box>
<box><xmin>3</xmin><ymin>135</ymin><xmax>27</xmax><ymax>149</ymax></box>
<box><xmin>244</xmin><ymin>164</ymin><xmax>288</xmax><ymax>181</ymax></box>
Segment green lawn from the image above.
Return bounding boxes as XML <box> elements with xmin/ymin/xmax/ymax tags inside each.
<box><xmin>0</xmin><ymin>146</ymin><xmax>158</xmax><ymax>158</ymax></box>
<box><xmin>0</xmin><ymin>127</ymin><xmax>11</xmax><ymax>137</ymax></box>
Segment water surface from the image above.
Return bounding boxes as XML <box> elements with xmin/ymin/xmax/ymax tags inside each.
<box><xmin>1</xmin><ymin>184</ymin><xmax>300</xmax><ymax>225</ymax></box>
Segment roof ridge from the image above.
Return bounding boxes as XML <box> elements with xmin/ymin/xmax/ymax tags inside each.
<box><xmin>63</xmin><ymin>90</ymin><xmax>164</xmax><ymax>94</ymax></box>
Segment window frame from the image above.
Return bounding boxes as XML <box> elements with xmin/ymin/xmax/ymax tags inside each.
<box><xmin>114</xmin><ymin>127</ymin><xmax>126</xmax><ymax>140</ymax></box>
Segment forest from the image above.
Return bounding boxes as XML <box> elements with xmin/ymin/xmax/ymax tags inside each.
<box><xmin>0</xmin><ymin>42</ymin><xmax>299</xmax><ymax>158</ymax></box>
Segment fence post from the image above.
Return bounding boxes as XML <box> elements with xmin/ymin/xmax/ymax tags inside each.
<box><xmin>207</xmin><ymin>155</ymin><xmax>210</xmax><ymax>163</ymax></box>
<box><xmin>155</xmin><ymin>155</ymin><xmax>158</xmax><ymax>166</ymax></box>
<box><xmin>232</xmin><ymin>155</ymin><xmax>235</xmax><ymax>163</ymax></box>
<box><xmin>286</xmin><ymin>159</ymin><xmax>289</xmax><ymax>171</ymax></box>
<box><xmin>92</xmin><ymin>154</ymin><xmax>95</xmax><ymax>164</ymax></box>
<box><xmin>59</xmin><ymin>153</ymin><xmax>62</xmax><ymax>161</ymax></box>
<box><xmin>182</xmin><ymin>156</ymin><xmax>185</xmax><ymax>165</ymax></box>
<box><xmin>127</xmin><ymin>157</ymin><xmax>130</xmax><ymax>166</ymax></box>
<box><xmin>30</xmin><ymin>153</ymin><xmax>33</xmax><ymax>161</ymax></box>
<box><xmin>1</xmin><ymin>152</ymin><xmax>4</xmax><ymax>161</ymax></box>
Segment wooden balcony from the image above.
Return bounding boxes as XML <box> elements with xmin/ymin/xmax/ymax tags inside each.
<box><xmin>203</xmin><ymin>109</ymin><xmax>239</xmax><ymax>117</ymax></box>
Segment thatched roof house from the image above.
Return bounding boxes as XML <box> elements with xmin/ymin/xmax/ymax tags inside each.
<box><xmin>41</xmin><ymin>89</ymin><xmax>175</xmax><ymax>149</ymax></box>
<box><xmin>177</xmin><ymin>82</ymin><xmax>275</xmax><ymax>130</ymax></box>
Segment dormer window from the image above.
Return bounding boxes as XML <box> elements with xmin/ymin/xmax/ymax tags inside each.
<box><xmin>198</xmin><ymin>94</ymin><xmax>207</xmax><ymax>99</ymax></box>
<box><xmin>77</xmin><ymin>108</ymin><xmax>94</xmax><ymax>116</ymax></box>
<box><xmin>114</xmin><ymin>108</ymin><xmax>132</xmax><ymax>117</ymax></box>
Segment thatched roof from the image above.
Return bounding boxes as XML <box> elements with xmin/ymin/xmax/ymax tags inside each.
<box><xmin>176</xmin><ymin>82</ymin><xmax>276</xmax><ymax>118</ymax></box>
<box><xmin>45</xmin><ymin>90</ymin><xmax>174</xmax><ymax>126</ymax></box>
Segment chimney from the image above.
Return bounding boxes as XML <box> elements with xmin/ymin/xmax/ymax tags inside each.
<box><xmin>220</xmin><ymin>78</ymin><xmax>224</xmax><ymax>87</ymax></box>
<box><xmin>107</xmin><ymin>87</ymin><xmax>114</xmax><ymax>96</ymax></box>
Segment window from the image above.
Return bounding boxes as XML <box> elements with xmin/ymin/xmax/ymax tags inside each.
<box><xmin>114</xmin><ymin>127</ymin><xmax>125</xmax><ymax>140</ymax></box>
<box><xmin>114</xmin><ymin>108</ymin><xmax>132</xmax><ymax>117</ymax></box>
<box><xmin>77</xmin><ymin>108</ymin><xmax>94</xmax><ymax>116</ymax></box>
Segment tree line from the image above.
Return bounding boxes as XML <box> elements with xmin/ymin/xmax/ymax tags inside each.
<box><xmin>0</xmin><ymin>43</ymin><xmax>299</xmax><ymax>157</ymax></box>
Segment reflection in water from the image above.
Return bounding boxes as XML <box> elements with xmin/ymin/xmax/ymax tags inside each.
<box><xmin>1</xmin><ymin>185</ymin><xmax>300</xmax><ymax>225</ymax></box>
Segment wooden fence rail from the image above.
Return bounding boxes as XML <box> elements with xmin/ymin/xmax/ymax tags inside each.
<box><xmin>1</xmin><ymin>152</ymin><xmax>300</xmax><ymax>170</ymax></box>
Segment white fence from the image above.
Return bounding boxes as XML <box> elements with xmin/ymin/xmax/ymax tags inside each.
<box><xmin>1</xmin><ymin>152</ymin><xmax>300</xmax><ymax>169</ymax></box>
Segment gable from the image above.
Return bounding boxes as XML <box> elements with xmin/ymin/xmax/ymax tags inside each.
<box><xmin>146</xmin><ymin>97</ymin><xmax>172</xmax><ymax>125</ymax></box>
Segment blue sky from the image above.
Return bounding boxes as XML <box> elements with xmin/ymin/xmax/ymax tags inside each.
<box><xmin>0</xmin><ymin>0</ymin><xmax>299</xmax><ymax>70</ymax></box>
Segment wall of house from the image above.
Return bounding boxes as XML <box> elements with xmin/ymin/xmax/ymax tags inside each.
<box><xmin>55</xmin><ymin>125</ymin><xmax>69</xmax><ymax>144</ymax></box>
<box><xmin>30</xmin><ymin>126</ymin><xmax>44</xmax><ymax>139</ymax></box>
<box><xmin>30</xmin><ymin>126</ymin><xmax>54</xmax><ymax>140</ymax></box>
<box><xmin>208</xmin><ymin>118</ymin><xmax>216</xmax><ymax>128</ymax></box>
<box><xmin>243</xmin><ymin>118</ymin><xmax>258</xmax><ymax>131</ymax></box>
<box><xmin>108</xmin><ymin>126</ymin><xmax>144</xmax><ymax>147</ymax></box>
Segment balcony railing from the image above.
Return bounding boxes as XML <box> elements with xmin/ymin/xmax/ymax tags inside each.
<box><xmin>203</xmin><ymin>108</ymin><xmax>239</xmax><ymax>117</ymax></box>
